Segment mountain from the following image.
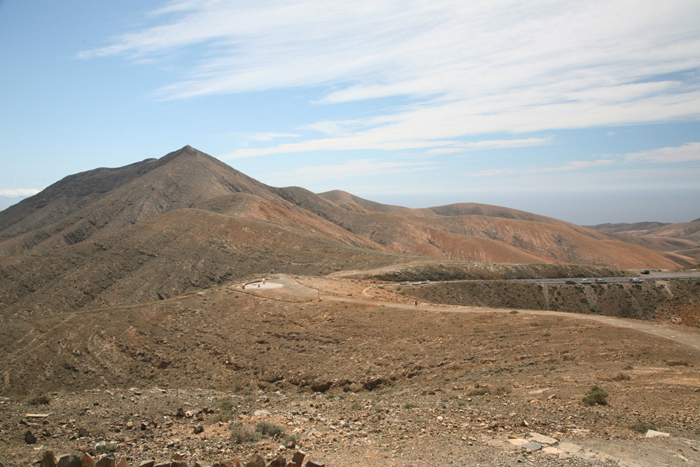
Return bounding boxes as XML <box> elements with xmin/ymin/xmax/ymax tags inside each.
<box><xmin>0</xmin><ymin>146</ymin><xmax>690</xmax><ymax>316</ymax></box>
<box><xmin>588</xmin><ymin>219</ymin><xmax>700</xmax><ymax>264</ymax></box>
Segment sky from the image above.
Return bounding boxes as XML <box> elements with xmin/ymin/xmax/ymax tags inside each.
<box><xmin>1</xmin><ymin>0</ymin><xmax>699</xmax><ymax>225</ymax></box>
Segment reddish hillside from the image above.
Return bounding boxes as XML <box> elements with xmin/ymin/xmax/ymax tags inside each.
<box><xmin>0</xmin><ymin>146</ymin><xmax>690</xmax><ymax>317</ymax></box>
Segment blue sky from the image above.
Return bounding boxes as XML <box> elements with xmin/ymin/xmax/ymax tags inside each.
<box><xmin>1</xmin><ymin>0</ymin><xmax>699</xmax><ymax>225</ymax></box>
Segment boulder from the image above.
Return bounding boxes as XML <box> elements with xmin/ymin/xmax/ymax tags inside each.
<box><xmin>81</xmin><ymin>454</ymin><xmax>95</xmax><ymax>467</ymax></box>
<box><xmin>305</xmin><ymin>460</ymin><xmax>326</xmax><ymax>467</ymax></box>
<box><xmin>137</xmin><ymin>461</ymin><xmax>155</xmax><ymax>467</ymax></box>
<box><xmin>267</xmin><ymin>456</ymin><xmax>286</xmax><ymax>467</ymax></box>
<box><xmin>95</xmin><ymin>456</ymin><xmax>115</xmax><ymax>467</ymax></box>
<box><xmin>290</xmin><ymin>451</ymin><xmax>305</xmax><ymax>467</ymax></box>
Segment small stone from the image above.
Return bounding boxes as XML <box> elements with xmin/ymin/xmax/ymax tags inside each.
<box><xmin>521</xmin><ymin>442</ymin><xmax>543</xmax><ymax>452</ymax></box>
<box><xmin>25</xmin><ymin>430</ymin><xmax>37</xmax><ymax>444</ymax></box>
<box><xmin>507</xmin><ymin>438</ymin><xmax>528</xmax><ymax>446</ymax></box>
<box><xmin>40</xmin><ymin>451</ymin><xmax>57</xmax><ymax>467</ymax></box>
<box><xmin>171</xmin><ymin>453</ymin><xmax>183</xmax><ymax>461</ymax></box>
<box><xmin>193</xmin><ymin>425</ymin><xmax>204</xmax><ymax>434</ymax></box>
<box><xmin>528</xmin><ymin>432</ymin><xmax>558</xmax><ymax>445</ymax></box>
<box><xmin>253</xmin><ymin>409</ymin><xmax>270</xmax><ymax>417</ymax></box>
<box><xmin>542</xmin><ymin>446</ymin><xmax>564</xmax><ymax>455</ymax></box>
<box><xmin>175</xmin><ymin>408</ymin><xmax>185</xmax><ymax>417</ymax></box>
<box><xmin>78</xmin><ymin>428</ymin><xmax>90</xmax><ymax>437</ymax></box>
<box><xmin>646</xmin><ymin>430</ymin><xmax>670</xmax><ymax>438</ymax></box>
<box><xmin>57</xmin><ymin>455</ymin><xmax>82</xmax><ymax>467</ymax></box>
<box><xmin>244</xmin><ymin>455</ymin><xmax>265</xmax><ymax>467</ymax></box>
<box><xmin>558</xmin><ymin>442</ymin><xmax>581</xmax><ymax>453</ymax></box>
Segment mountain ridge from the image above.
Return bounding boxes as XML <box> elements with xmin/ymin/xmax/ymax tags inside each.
<box><xmin>1</xmin><ymin>146</ymin><xmax>696</xmax><ymax>316</ymax></box>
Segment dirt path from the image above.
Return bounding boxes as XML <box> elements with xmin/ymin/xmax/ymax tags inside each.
<box><xmin>244</xmin><ymin>274</ymin><xmax>700</xmax><ymax>353</ymax></box>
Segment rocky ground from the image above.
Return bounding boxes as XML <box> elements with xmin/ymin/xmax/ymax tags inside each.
<box><xmin>1</xmin><ymin>275</ymin><xmax>700</xmax><ymax>466</ymax></box>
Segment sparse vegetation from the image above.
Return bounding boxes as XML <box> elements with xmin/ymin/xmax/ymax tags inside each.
<box><xmin>256</xmin><ymin>421</ymin><xmax>284</xmax><ymax>438</ymax></box>
<box><xmin>581</xmin><ymin>385</ymin><xmax>609</xmax><ymax>406</ymax></box>
<box><xmin>611</xmin><ymin>372</ymin><xmax>631</xmax><ymax>381</ymax></box>
<box><xmin>230</xmin><ymin>424</ymin><xmax>259</xmax><ymax>444</ymax></box>
<box><xmin>26</xmin><ymin>394</ymin><xmax>51</xmax><ymax>405</ymax></box>
<box><xmin>467</xmin><ymin>387</ymin><xmax>489</xmax><ymax>396</ymax></box>
<box><xmin>403</xmin><ymin>402</ymin><xmax>420</xmax><ymax>409</ymax></box>
<box><xmin>631</xmin><ymin>419</ymin><xmax>657</xmax><ymax>433</ymax></box>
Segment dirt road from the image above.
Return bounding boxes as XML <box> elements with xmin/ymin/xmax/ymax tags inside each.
<box><xmin>243</xmin><ymin>274</ymin><xmax>700</xmax><ymax>353</ymax></box>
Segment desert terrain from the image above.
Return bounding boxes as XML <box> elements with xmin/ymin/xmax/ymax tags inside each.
<box><xmin>1</xmin><ymin>274</ymin><xmax>699</xmax><ymax>466</ymax></box>
<box><xmin>1</xmin><ymin>146</ymin><xmax>699</xmax><ymax>466</ymax></box>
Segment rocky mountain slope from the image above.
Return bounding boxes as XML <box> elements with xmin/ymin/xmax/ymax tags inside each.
<box><xmin>0</xmin><ymin>146</ymin><xmax>691</xmax><ymax>317</ymax></box>
<box><xmin>589</xmin><ymin>219</ymin><xmax>700</xmax><ymax>263</ymax></box>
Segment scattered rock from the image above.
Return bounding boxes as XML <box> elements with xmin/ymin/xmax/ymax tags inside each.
<box><xmin>521</xmin><ymin>442</ymin><xmax>543</xmax><ymax>452</ymax></box>
<box><xmin>57</xmin><ymin>455</ymin><xmax>82</xmax><ymax>467</ymax></box>
<box><xmin>558</xmin><ymin>442</ymin><xmax>582</xmax><ymax>453</ymax></box>
<box><xmin>542</xmin><ymin>446</ymin><xmax>564</xmax><ymax>455</ymax></box>
<box><xmin>267</xmin><ymin>456</ymin><xmax>286</xmax><ymax>467</ymax></box>
<box><xmin>528</xmin><ymin>432</ymin><xmax>558</xmax><ymax>445</ymax></box>
<box><xmin>193</xmin><ymin>424</ymin><xmax>204</xmax><ymax>434</ymax></box>
<box><xmin>40</xmin><ymin>450</ymin><xmax>57</xmax><ymax>467</ymax></box>
<box><xmin>95</xmin><ymin>455</ymin><xmax>115</xmax><ymax>467</ymax></box>
<box><xmin>289</xmin><ymin>451</ymin><xmax>305</xmax><ymax>467</ymax></box>
<box><xmin>24</xmin><ymin>430</ymin><xmax>37</xmax><ymax>444</ymax></box>
<box><xmin>243</xmin><ymin>454</ymin><xmax>265</xmax><ymax>467</ymax></box>
<box><xmin>646</xmin><ymin>430</ymin><xmax>670</xmax><ymax>438</ymax></box>
<box><xmin>78</xmin><ymin>428</ymin><xmax>89</xmax><ymax>437</ymax></box>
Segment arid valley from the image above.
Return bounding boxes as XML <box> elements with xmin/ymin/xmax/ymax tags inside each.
<box><xmin>1</xmin><ymin>147</ymin><xmax>699</xmax><ymax>467</ymax></box>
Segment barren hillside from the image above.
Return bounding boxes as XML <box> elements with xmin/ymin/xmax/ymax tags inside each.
<box><xmin>0</xmin><ymin>146</ymin><xmax>691</xmax><ymax>318</ymax></box>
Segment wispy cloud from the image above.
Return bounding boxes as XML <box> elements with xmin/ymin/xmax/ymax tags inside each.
<box><xmin>471</xmin><ymin>159</ymin><xmax>615</xmax><ymax>177</ymax></box>
<box><xmin>79</xmin><ymin>0</ymin><xmax>700</xmax><ymax>156</ymax></box>
<box><xmin>262</xmin><ymin>158</ymin><xmax>439</xmax><ymax>185</ymax></box>
<box><xmin>246</xmin><ymin>132</ymin><xmax>300</xmax><ymax>141</ymax></box>
<box><xmin>426</xmin><ymin>137</ymin><xmax>552</xmax><ymax>155</ymax></box>
<box><xmin>0</xmin><ymin>188</ymin><xmax>40</xmax><ymax>197</ymax></box>
<box><xmin>623</xmin><ymin>142</ymin><xmax>700</xmax><ymax>163</ymax></box>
